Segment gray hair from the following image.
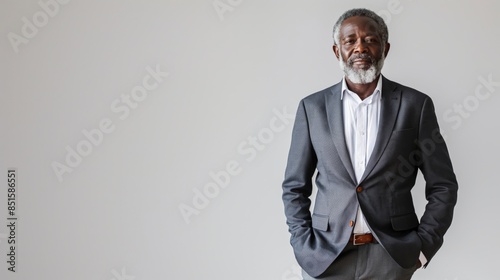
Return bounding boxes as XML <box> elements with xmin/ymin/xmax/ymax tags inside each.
<box><xmin>332</xmin><ymin>8</ymin><xmax>389</xmax><ymax>46</ymax></box>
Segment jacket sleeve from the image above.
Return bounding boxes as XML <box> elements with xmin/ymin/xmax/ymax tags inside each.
<box><xmin>282</xmin><ymin>100</ymin><xmax>318</xmax><ymax>244</ymax></box>
<box><xmin>416</xmin><ymin>96</ymin><xmax>458</xmax><ymax>264</ymax></box>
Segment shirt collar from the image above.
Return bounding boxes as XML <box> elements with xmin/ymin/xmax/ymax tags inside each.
<box><xmin>340</xmin><ymin>75</ymin><xmax>383</xmax><ymax>103</ymax></box>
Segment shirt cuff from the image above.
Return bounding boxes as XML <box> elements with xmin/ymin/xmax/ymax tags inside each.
<box><xmin>418</xmin><ymin>252</ymin><xmax>428</xmax><ymax>269</ymax></box>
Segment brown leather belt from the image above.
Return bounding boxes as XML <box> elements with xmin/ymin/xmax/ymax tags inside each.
<box><xmin>349</xmin><ymin>233</ymin><xmax>378</xmax><ymax>245</ymax></box>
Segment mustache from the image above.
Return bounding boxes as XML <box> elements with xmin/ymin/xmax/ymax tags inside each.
<box><xmin>347</xmin><ymin>53</ymin><xmax>375</xmax><ymax>65</ymax></box>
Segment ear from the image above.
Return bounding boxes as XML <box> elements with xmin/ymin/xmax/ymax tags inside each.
<box><xmin>333</xmin><ymin>45</ymin><xmax>340</xmax><ymax>60</ymax></box>
<box><xmin>383</xmin><ymin>42</ymin><xmax>390</xmax><ymax>58</ymax></box>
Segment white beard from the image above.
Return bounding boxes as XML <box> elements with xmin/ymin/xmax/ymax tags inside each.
<box><xmin>339</xmin><ymin>53</ymin><xmax>385</xmax><ymax>84</ymax></box>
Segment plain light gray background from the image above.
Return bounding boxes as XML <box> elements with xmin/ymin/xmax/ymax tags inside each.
<box><xmin>1</xmin><ymin>0</ymin><xmax>499</xmax><ymax>279</ymax></box>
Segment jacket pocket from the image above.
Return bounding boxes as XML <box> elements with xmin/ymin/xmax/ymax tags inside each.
<box><xmin>391</xmin><ymin>212</ymin><xmax>419</xmax><ymax>231</ymax></box>
<box><xmin>392</xmin><ymin>127</ymin><xmax>415</xmax><ymax>133</ymax></box>
<box><xmin>312</xmin><ymin>213</ymin><xmax>329</xmax><ymax>231</ymax></box>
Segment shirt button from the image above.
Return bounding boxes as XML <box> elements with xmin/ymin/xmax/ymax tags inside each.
<box><xmin>356</xmin><ymin>186</ymin><xmax>363</xmax><ymax>193</ymax></box>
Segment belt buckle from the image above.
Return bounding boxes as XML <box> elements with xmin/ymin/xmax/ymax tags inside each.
<box><xmin>353</xmin><ymin>233</ymin><xmax>364</xmax><ymax>245</ymax></box>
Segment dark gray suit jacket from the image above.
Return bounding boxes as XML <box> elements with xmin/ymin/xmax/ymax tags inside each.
<box><xmin>282</xmin><ymin>76</ymin><xmax>458</xmax><ymax>277</ymax></box>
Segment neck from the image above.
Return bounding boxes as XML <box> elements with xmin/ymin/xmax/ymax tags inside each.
<box><xmin>345</xmin><ymin>75</ymin><xmax>380</xmax><ymax>100</ymax></box>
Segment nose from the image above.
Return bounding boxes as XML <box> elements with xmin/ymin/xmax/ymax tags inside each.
<box><xmin>354</xmin><ymin>39</ymin><xmax>368</xmax><ymax>53</ymax></box>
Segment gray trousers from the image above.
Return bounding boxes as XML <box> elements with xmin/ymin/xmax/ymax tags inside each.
<box><xmin>302</xmin><ymin>243</ymin><xmax>418</xmax><ymax>280</ymax></box>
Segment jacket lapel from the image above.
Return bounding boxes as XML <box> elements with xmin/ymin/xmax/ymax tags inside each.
<box><xmin>325</xmin><ymin>83</ymin><xmax>357</xmax><ymax>185</ymax></box>
<box><xmin>359</xmin><ymin>77</ymin><xmax>401</xmax><ymax>183</ymax></box>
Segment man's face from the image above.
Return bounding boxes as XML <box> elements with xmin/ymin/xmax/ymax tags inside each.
<box><xmin>333</xmin><ymin>16</ymin><xmax>390</xmax><ymax>84</ymax></box>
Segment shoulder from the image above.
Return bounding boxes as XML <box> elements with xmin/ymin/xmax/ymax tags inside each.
<box><xmin>300</xmin><ymin>82</ymin><xmax>341</xmax><ymax>105</ymax></box>
<box><xmin>383</xmin><ymin>76</ymin><xmax>431</xmax><ymax>102</ymax></box>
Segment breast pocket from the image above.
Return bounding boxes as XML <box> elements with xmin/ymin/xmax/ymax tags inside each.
<box><xmin>388</xmin><ymin>128</ymin><xmax>418</xmax><ymax>155</ymax></box>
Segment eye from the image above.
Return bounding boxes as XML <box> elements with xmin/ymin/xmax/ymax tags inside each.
<box><xmin>344</xmin><ymin>39</ymin><xmax>355</xmax><ymax>45</ymax></box>
<box><xmin>365</xmin><ymin>37</ymin><xmax>378</xmax><ymax>43</ymax></box>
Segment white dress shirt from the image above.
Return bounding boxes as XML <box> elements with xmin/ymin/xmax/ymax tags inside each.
<box><xmin>340</xmin><ymin>75</ymin><xmax>427</xmax><ymax>267</ymax></box>
<box><xmin>341</xmin><ymin>76</ymin><xmax>381</xmax><ymax>235</ymax></box>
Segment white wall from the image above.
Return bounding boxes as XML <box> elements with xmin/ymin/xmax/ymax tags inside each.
<box><xmin>0</xmin><ymin>0</ymin><xmax>498</xmax><ymax>279</ymax></box>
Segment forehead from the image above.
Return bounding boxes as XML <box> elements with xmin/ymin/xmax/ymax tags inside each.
<box><xmin>339</xmin><ymin>16</ymin><xmax>380</xmax><ymax>37</ymax></box>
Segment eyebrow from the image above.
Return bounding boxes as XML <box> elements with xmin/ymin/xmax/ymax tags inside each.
<box><xmin>342</xmin><ymin>32</ymin><xmax>379</xmax><ymax>39</ymax></box>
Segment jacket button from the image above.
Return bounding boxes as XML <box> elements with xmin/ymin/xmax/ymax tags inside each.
<box><xmin>349</xmin><ymin>220</ymin><xmax>354</xmax><ymax>227</ymax></box>
<box><xmin>356</xmin><ymin>186</ymin><xmax>363</xmax><ymax>193</ymax></box>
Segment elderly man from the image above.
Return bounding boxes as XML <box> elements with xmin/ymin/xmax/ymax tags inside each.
<box><xmin>282</xmin><ymin>8</ymin><xmax>458</xmax><ymax>280</ymax></box>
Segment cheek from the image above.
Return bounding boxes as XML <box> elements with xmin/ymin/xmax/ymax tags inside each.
<box><xmin>371</xmin><ymin>46</ymin><xmax>384</xmax><ymax>58</ymax></box>
<box><xmin>340</xmin><ymin>52</ymin><xmax>349</xmax><ymax>62</ymax></box>
<box><xmin>340</xmin><ymin>49</ymin><xmax>351</xmax><ymax>60</ymax></box>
